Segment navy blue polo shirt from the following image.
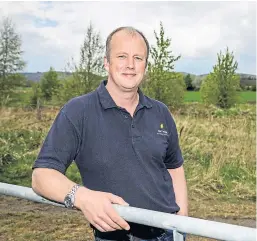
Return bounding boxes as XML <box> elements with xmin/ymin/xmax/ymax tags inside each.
<box><xmin>33</xmin><ymin>80</ymin><xmax>184</xmax><ymax>214</ymax></box>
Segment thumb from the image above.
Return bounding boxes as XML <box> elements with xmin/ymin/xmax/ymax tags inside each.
<box><xmin>108</xmin><ymin>193</ymin><xmax>130</xmax><ymax>206</ymax></box>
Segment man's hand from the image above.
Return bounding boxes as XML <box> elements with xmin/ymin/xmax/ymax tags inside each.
<box><xmin>74</xmin><ymin>187</ymin><xmax>130</xmax><ymax>232</ymax></box>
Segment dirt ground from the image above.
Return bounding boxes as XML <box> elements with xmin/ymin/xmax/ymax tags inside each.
<box><xmin>0</xmin><ymin>196</ymin><xmax>256</xmax><ymax>241</ymax></box>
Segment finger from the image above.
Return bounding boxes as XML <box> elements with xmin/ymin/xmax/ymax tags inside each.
<box><xmin>105</xmin><ymin>206</ymin><xmax>130</xmax><ymax>231</ymax></box>
<box><xmin>107</xmin><ymin>194</ymin><xmax>130</xmax><ymax>206</ymax></box>
<box><xmin>100</xmin><ymin>212</ymin><xmax>122</xmax><ymax>230</ymax></box>
<box><xmin>91</xmin><ymin>222</ymin><xmax>105</xmax><ymax>233</ymax></box>
<box><xmin>94</xmin><ymin>217</ymin><xmax>117</xmax><ymax>232</ymax></box>
<box><xmin>81</xmin><ymin>209</ymin><xmax>113</xmax><ymax>232</ymax></box>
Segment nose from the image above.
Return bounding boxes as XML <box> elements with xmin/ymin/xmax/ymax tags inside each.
<box><xmin>126</xmin><ymin>56</ymin><xmax>135</xmax><ymax>69</ymax></box>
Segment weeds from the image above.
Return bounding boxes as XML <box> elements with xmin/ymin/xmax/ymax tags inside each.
<box><xmin>176</xmin><ymin>103</ymin><xmax>256</xmax><ymax>201</ymax></box>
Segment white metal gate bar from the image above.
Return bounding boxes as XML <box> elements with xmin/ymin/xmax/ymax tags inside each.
<box><xmin>0</xmin><ymin>182</ymin><xmax>256</xmax><ymax>241</ymax></box>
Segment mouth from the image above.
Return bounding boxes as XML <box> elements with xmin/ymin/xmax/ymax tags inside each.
<box><xmin>122</xmin><ymin>73</ymin><xmax>136</xmax><ymax>77</ymax></box>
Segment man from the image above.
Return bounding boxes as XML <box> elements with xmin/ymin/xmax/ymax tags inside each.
<box><xmin>32</xmin><ymin>26</ymin><xmax>188</xmax><ymax>241</ymax></box>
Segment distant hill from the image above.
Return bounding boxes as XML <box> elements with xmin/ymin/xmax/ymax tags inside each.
<box><xmin>22</xmin><ymin>72</ymin><xmax>73</xmax><ymax>82</ymax></box>
<box><xmin>180</xmin><ymin>72</ymin><xmax>256</xmax><ymax>86</ymax></box>
<box><xmin>237</xmin><ymin>73</ymin><xmax>256</xmax><ymax>86</ymax></box>
<box><xmin>21</xmin><ymin>71</ymin><xmax>256</xmax><ymax>86</ymax></box>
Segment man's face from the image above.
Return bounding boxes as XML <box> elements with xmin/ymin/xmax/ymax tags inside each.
<box><xmin>104</xmin><ymin>30</ymin><xmax>147</xmax><ymax>91</ymax></box>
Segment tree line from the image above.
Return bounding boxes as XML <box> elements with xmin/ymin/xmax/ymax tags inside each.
<box><xmin>0</xmin><ymin>17</ymin><xmax>254</xmax><ymax>110</ymax></box>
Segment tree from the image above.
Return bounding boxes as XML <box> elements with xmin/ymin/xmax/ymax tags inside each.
<box><xmin>142</xmin><ymin>22</ymin><xmax>185</xmax><ymax>109</ymax></box>
<box><xmin>184</xmin><ymin>74</ymin><xmax>194</xmax><ymax>90</ymax></box>
<box><xmin>200</xmin><ymin>47</ymin><xmax>240</xmax><ymax>109</ymax></box>
<box><xmin>29</xmin><ymin>82</ymin><xmax>42</xmax><ymax>108</ymax></box>
<box><xmin>0</xmin><ymin>17</ymin><xmax>26</xmax><ymax>101</ymax></box>
<box><xmin>76</xmin><ymin>22</ymin><xmax>105</xmax><ymax>94</ymax></box>
<box><xmin>40</xmin><ymin>67</ymin><xmax>60</xmax><ymax>101</ymax></box>
<box><xmin>59</xmin><ymin>75</ymin><xmax>85</xmax><ymax>103</ymax></box>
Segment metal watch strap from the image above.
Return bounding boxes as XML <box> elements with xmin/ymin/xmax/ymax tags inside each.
<box><xmin>64</xmin><ymin>184</ymin><xmax>81</xmax><ymax>208</ymax></box>
<box><xmin>69</xmin><ymin>184</ymin><xmax>80</xmax><ymax>197</ymax></box>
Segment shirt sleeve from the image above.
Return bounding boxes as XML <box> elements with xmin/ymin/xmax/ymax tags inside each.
<box><xmin>164</xmin><ymin>109</ymin><xmax>184</xmax><ymax>169</ymax></box>
<box><xmin>32</xmin><ymin>108</ymin><xmax>81</xmax><ymax>174</ymax></box>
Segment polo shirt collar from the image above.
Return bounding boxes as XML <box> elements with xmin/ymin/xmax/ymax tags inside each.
<box><xmin>97</xmin><ymin>80</ymin><xmax>116</xmax><ymax>109</ymax></box>
<box><xmin>97</xmin><ymin>80</ymin><xmax>152</xmax><ymax>110</ymax></box>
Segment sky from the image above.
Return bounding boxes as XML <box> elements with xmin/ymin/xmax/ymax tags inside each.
<box><xmin>0</xmin><ymin>1</ymin><xmax>256</xmax><ymax>75</ymax></box>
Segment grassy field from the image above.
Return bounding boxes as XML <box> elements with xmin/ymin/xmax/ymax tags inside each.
<box><xmin>239</xmin><ymin>91</ymin><xmax>256</xmax><ymax>103</ymax></box>
<box><xmin>0</xmin><ymin>103</ymin><xmax>256</xmax><ymax>240</ymax></box>
<box><xmin>184</xmin><ymin>91</ymin><xmax>256</xmax><ymax>103</ymax></box>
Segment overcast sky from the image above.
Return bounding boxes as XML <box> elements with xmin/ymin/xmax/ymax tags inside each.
<box><xmin>0</xmin><ymin>1</ymin><xmax>256</xmax><ymax>75</ymax></box>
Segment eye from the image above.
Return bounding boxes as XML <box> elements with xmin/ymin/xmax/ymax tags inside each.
<box><xmin>118</xmin><ymin>55</ymin><xmax>126</xmax><ymax>59</ymax></box>
<box><xmin>135</xmin><ymin>56</ymin><xmax>143</xmax><ymax>61</ymax></box>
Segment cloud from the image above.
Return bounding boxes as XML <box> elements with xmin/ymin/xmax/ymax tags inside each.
<box><xmin>0</xmin><ymin>1</ymin><xmax>255</xmax><ymax>74</ymax></box>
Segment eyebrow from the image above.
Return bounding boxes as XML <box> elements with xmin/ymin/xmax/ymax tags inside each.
<box><xmin>115</xmin><ymin>52</ymin><xmax>145</xmax><ymax>57</ymax></box>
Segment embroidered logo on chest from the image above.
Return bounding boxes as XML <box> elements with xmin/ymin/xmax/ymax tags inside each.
<box><xmin>157</xmin><ymin>123</ymin><xmax>169</xmax><ymax>136</ymax></box>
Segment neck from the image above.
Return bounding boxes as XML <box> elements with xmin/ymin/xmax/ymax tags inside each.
<box><xmin>105</xmin><ymin>79</ymin><xmax>139</xmax><ymax>115</ymax></box>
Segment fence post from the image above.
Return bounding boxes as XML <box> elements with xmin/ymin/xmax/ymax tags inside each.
<box><xmin>173</xmin><ymin>230</ymin><xmax>185</xmax><ymax>241</ymax></box>
<box><xmin>36</xmin><ymin>97</ymin><xmax>42</xmax><ymax>120</ymax></box>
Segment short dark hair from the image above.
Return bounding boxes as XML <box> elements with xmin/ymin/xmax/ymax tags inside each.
<box><xmin>105</xmin><ymin>26</ymin><xmax>149</xmax><ymax>65</ymax></box>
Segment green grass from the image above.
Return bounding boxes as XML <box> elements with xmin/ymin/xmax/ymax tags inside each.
<box><xmin>184</xmin><ymin>91</ymin><xmax>202</xmax><ymax>102</ymax></box>
<box><xmin>184</xmin><ymin>91</ymin><xmax>256</xmax><ymax>103</ymax></box>
<box><xmin>239</xmin><ymin>91</ymin><xmax>256</xmax><ymax>103</ymax></box>
<box><xmin>0</xmin><ymin>120</ymin><xmax>82</xmax><ymax>187</ymax></box>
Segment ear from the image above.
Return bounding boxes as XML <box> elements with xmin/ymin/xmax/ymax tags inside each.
<box><xmin>104</xmin><ymin>56</ymin><xmax>110</xmax><ymax>73</ymax></box>
<box><xmin>144</xmin><ymin>61</ymin><xmax>148</xmax><ymax>73</ymax></box>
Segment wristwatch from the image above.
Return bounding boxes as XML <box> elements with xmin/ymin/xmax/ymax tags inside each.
<box><xmin>64</xmin><ymin>184</ymin><xmax>81</xmax><ymax>209</ymax></box>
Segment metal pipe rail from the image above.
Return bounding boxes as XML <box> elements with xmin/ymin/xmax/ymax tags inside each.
<box><xmin>0</xmin><ymin>182</ymin><xmax>256</xmax><ymax>241</ymax></box>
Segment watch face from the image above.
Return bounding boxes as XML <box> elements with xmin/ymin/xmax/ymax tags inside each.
<box><xmin>64</xmin><ymin>196</ymin><xmax>73</xmax><ymax>208</ymax></box>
